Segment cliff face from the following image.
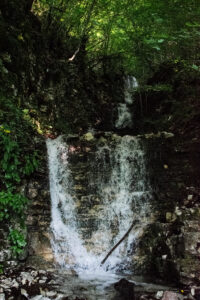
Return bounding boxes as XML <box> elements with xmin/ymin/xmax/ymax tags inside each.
<box><xmin>130</xmin><ymin>63</ymin><xmax>200</xmax><ymax>284</ymax></box>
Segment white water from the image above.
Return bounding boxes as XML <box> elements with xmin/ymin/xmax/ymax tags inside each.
<box><xmin>115</xmin><ymin>75</ymin><xmax>138</xmax><ymax>129</ymax></box>
<box><xmin>46</xmin><ymin>133</ymin><xmax>152</xmax><ymax>274</ymax></box>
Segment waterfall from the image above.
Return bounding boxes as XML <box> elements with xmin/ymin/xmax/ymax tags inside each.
<box><xmin>46</xmin><ymin>133</ymin><xmax>152</xmax><ymax>274</ymax></box>
<box><xmin>115</xmin><ymin>75</ymin><xmax>138</xmax><ymax>129</ymax></box>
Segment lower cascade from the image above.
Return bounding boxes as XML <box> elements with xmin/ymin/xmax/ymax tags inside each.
<box><xmin>46</xmin><ymin>134</ymin><xmax>153</xmax><ymax>274</ymax></box>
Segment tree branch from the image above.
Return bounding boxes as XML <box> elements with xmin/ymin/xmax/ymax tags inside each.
<box><xmin>100</xmin><ymin>220</ymin><xmax>136</xmax><ymax>266</ymax></box>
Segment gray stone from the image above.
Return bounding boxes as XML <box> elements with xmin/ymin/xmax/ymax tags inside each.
<box><xmin>28</xmin><ymin>188</ymin><xmax>38</xmax><ymax>199</ymax></box>
<box><xmin>11</xmin><ymin>279</ymin><xmax>19</xmax><ymax>288</ymax></box>
<box><xmin>31</xmin><ymin>270</ymin><xmax>38</xmax><ymax>277</ymax></box>
<box><xmin>156</xmin><ymin>291</ymin><xmax>164</xmax><ymax>299</ymax></box>
<box><xmin>0</xmin><ymin>293</ymin><xmax>5</xmax><ymax>300</ymax></box>
<box><xmin>0</xmin><ymin>250</ymin><xmax>11</xmax><ymax>262</ymax></box>
<box><xmin>39</xmin><ymin>279</ymin><xmax>46</xmax><ymax>284</ymax></box>
<box><xmin>38</xmin><ymin>270</ymin><xmax>46</xmax><ymax>275</ymax></box>
<box><xmin>166</xmin><ymin>212</ymin><xmax>177</xmax><ymax>223</ymax></box>
<box><xmin>46</xmin><ymin>290</ymin><xmax>57</xmax><ymax>297</ymax></box>
<box><xmin>21</xmin><ymin>272</ymin><xmax>35</xmax><ymax>285</ymax></box>
<box><xmin>21</xmin><ymin>288</ymin><xmax>29</xmax><ymax>297</ymax></box>
<box><xmin>161</xmin><ymin>291</ymin><xmax>183</xmax><ymax>300</ymax></box>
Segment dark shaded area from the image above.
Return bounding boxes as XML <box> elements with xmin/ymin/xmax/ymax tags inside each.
<box><xmin>114</xmin><ymin>278</ymin><xmax>135</xmax><ymax>300</ymax></box>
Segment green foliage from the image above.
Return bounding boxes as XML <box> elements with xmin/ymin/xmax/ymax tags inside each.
<box><xmin>0</xmin><ymin>94</ymin><xmax>39</xmax><ymax>257</ymax></box>
<box><xmin>0</xmin><ymin>264</ymin><xmax>3</xmax><ymax>274</ymax></box>
<box><xmin>8</xmin><ymin>229</ymin><xmax>26</xmax><ymax>255</ymax></box>
<box><xmin>0</xmin><ymin>191</ymin><xmax>27</xmax><ymax>223</ymax></box>
<box><xmin>0</xmin><ymin>123</ymin><xmax>39</xmax><ymax>188</ymax></box>
<box><xmin>0</xmin><ymin>95</ymin><xmax>39</xmax><ymax>189</ymax></box>
<box><xmin>32</xmin><ymin>0</ymin><xmax>200</xmax><ymax>79</ymax></box>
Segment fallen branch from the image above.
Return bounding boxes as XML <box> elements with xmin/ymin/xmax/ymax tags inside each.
<box><xmin>100</xmin><ymin>220</ymin><xmax>136</xmax><ymax>266</ymax></box>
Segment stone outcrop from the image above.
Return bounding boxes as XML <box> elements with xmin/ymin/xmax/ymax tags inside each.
<box><xmin>135</xmin><ymin>134</ymin><xmax>200</xmax><ymax>285</ymax></box>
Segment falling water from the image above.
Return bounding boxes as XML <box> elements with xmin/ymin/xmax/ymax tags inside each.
<box><xmin>115</xmin><ymin>75</ymin><xmax>138</xmax><ymax>129</ymax></box>
<box><xmin>46</xmin><ymin>133</ymin><xmax>152</xmax><ymax>274</ymax></box>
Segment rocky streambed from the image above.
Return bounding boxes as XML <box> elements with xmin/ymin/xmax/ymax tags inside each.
<box><xmin>0</xmin><ymin>266</ymin><xmax>200</xmax><ymax>300</ymax></box>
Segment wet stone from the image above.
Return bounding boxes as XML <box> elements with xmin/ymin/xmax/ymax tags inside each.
<box><xmin>161</xmin><ymin>291</ymin><xmax>182</xmax><ymax>300</ymax></box>
<box><xmin>0</xmin><ymin>294</ymin><xmax>5</xmax><ymax>300</ymax></box>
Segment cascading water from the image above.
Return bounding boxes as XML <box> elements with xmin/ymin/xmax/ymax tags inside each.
<box><xmin>115</xmin><ymin>75</ymin><xmax>138</xmax><ymax>129</ymax></box>
<box><xmin>46</xmin><ymin>133</ymin><xmax>152</xmax><ymax>274</ymax></box>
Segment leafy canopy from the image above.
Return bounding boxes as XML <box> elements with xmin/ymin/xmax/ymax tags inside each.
<box><xmin>33</xmin><ymin>0</ymin><xmax>200</xmax><ymax>78</ymax></box>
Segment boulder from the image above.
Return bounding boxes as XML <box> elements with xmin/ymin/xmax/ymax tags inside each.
<box><xmin>114</xmin><ymin>278</ymin><xmax>135</xmax><ymax>300</ymax></box>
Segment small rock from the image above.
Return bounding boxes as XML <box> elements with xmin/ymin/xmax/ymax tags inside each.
<box><xmin>82</xmin><ymin>132</ymin><xmax>95</xmax><ymax>141</ymax></box>
<box><xmin>2</xmin><ymin>278</ymin><xmax>12</xmax><ymax>286</ymax></box>
<box><xmin>21</xmin><ymin>272</ymin><xmax>34</xmax><ymax>285</ymax></box>
<box><xmin>0</xmin><ymin>293</ymin><xmax>5</xmax><ymax>300</ymax></box>
<box><xmin>41</xmin><ymin>276</ymin><xmax>48</xmax><ymax>281</ymax></box>
<box><xmin>0</xmin><ymin>250</ymin><xmax>11</xmax><ymax>262</ymax></box>
<box><xmin>161</xmin><ymin>291</ymin><xmax>182</xmax><ymax>300</ymax></box>
<box><xmin>21</xmin><ymin>288</ymin><xmax>29</xmax><ymax>298</ymax></box>
<box><xmin>28</xmin><ymin>188</ymin><xmax>38</xmax><ymax>199</ymax></box>
<box><xmin>39</xmin><ymin>279</ymin><xmax>46</xmax><ymax>284</ymax></box>
<box><xmin>39</xmin><ymin>270</ymin><xmax>46</xmax><ymax>275</ymax></box>
<box><xmin>12</xmin><ymin>279</ymin><xmax>19</xmax><ymax>288</ymax></box>
<box><xmin>46</xmin><ymin>290</ymin><xmax>57</xmax><ymax>298</ymax></box>
<box><xmin>191</xmin><ymin>288</ymin><xmax>195</xmax><ymax>296</ymax></box>
<box><xmin>175</xmin><ymin>207</ymin><xmax>182</xmax><ymax>216</ymax></box>
<box><xmin>31</xmin><ymin>270</ymin><xmax>38</xmax><ymax>277</ymax></box>
<box><xmin>166</xmin><ymin>212</ymin><xmax>177</xmax><ymax>222</ymax></box>
<box><xmin>156</xmin><ymin>291</ymin><xmax>164</xmax><ymax>299</ymax></box>
<box><xmin>39</xmin><ymin>287</ymin><xmax>46</xmax><ymax>296</ymax></box>
<box><xmin>162</xmin><ymin>132</ymin><xmax>174</xmax><ymax>138</ymax></box>
<box><xmin>6</xmin><ymin>260</ymin><xmax>18</xmax><ymax>267</ymax></box>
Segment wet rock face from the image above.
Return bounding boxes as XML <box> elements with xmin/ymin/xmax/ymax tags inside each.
<box><xmin>135</xmin><ymin>136</ymin><xmax>200</xmax><ymax>285</ymax></box>
<box><xmin>25</xmin><ymin>178</ymin><xmax>54</xmax><ymax>266</ymax></box>
<box><xmin>25</xmin><ymin>133</ymin><xmax>200</xmax><ymax>285</ymax></box>
<box><xmin>1</xmin><ymin>131</ymin><xmax>199</xmax><ymax>286</ymax></box>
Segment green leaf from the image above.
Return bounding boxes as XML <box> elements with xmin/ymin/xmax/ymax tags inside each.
<box><xmin>191</xmin><ymin>64</ymin><xmax>199</xmax><ymax>71</ymax></box>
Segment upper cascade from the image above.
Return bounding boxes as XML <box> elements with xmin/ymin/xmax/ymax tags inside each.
<box><xmin>115</xmin><ymin>76</ymin><xmax>138</xmax><ymax>129</ymax></box>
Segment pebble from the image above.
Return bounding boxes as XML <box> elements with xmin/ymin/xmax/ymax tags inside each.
<box><xmin>46</xmin><ymin>290</ymin><xmax>57</xmax><ymax>297</ymax></box>
<box><xmin>156</xmin><ymin>291</ymin><xmax>164</xmax><ymax>299</ymax></box>
<box><xmin>39</xmin><ymin>279</ymin><xmax>47</xmax><ymax>284</ymax></box>
<box><xmin>39</xmin><ymin>270</ymin><xmax>46</xmax><ymax>275</ymax></box>
<box><xmin>21</xmin><ymin>288</ymin><xmax>29</xmax><ymax>297</ymax></box>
